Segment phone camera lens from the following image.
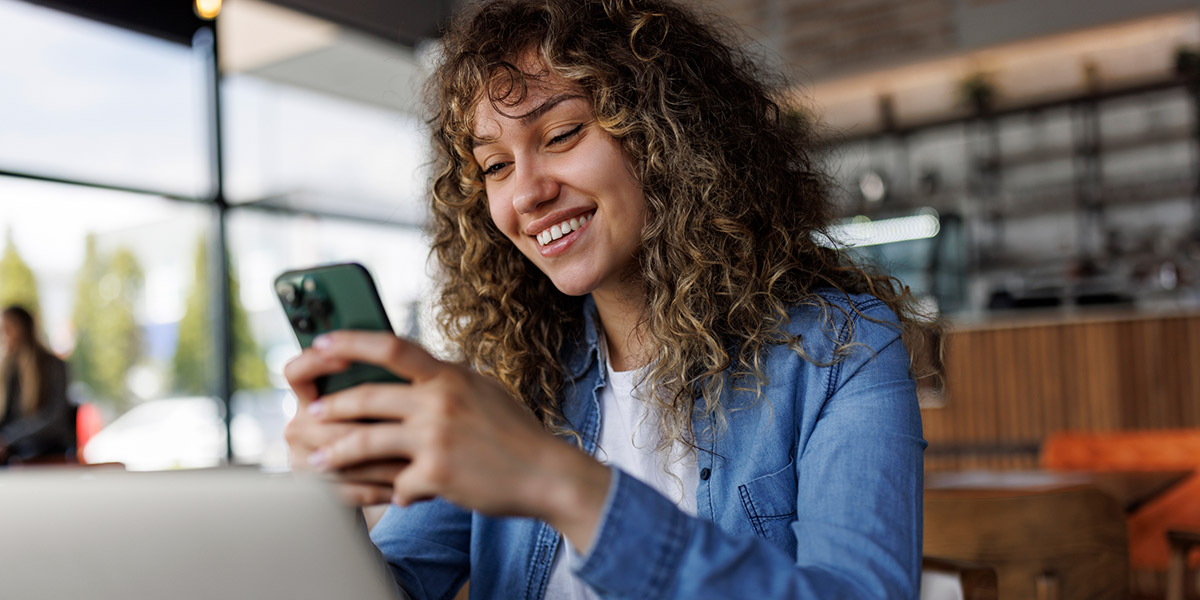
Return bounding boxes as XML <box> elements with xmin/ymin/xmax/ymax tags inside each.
<box><xmin>277</xmin><ymin>282</ymin><xmax>301</xmax><ymax>307</ymax></box>
<box><xmin>292</xmin><ymin>315</ymin><xmax>314</xmax><ymax>334</ymax></box>
<box><xmin>306</xmin><ymin>297</ymin><xmax>333</xmax><ymax>319</ymax></box>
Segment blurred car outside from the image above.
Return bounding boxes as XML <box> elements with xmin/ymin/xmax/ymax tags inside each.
<box><xmin>81</xmin><ymin>391</ymin><xmax>292</xmax><ymax>471</ymax></box>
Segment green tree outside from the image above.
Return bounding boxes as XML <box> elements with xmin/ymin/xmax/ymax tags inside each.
<box><xmin>68</xmin><ymin>234</ymin><xmax>104</xmax><ymax>398</ymax></box>
<box><xmin>69</xmin><ymin>240</ymin><xmax>144</xmax><ymax>413</ymax></box>
<box><xmin>171</xmin><ymin>238</ymin><xmax>211</xmax><ymax>395</ymax></box>
<box><xmin>93</xmin><ymin>248</ymin><xmax>144</xmax><ymax>412</ymax></box>
<box><xmin>0</xmin><ymin>230</ymin><xmax>42</xmax><ymax>318</ymax></box>
<box><xmin>171</xmin><ymin>237</ymin><xmax>269</xmax><ymax>395</ymax></box>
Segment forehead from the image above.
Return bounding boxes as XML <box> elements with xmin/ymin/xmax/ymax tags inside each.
<box><xmin>471</xmin><ymin>70</ymin><xmax>583</xmax><ymax>137</ymax></box>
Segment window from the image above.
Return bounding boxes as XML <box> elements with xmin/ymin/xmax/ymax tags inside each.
<box><xmin>0</xmin><ymin>0</ymin><xmax>437</xmax><ymax>469</ymax></box>
<box><xmin>0</xmin><ymin>1</ymin><xmax>209</xmax><ymax>197</ymax></box>
<box><xmin>0</xmin><ymin>176</ymin><xmax>226</xmax><ymax>469</ymax></box>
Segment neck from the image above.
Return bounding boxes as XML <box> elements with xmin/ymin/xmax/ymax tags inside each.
<box><xmin>591</xmin><ymin>286</ymin><xmax>648</xmax><ymax>372</ymax></box>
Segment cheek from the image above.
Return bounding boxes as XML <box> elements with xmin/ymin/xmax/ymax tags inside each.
<box><xmin>485</xmin><ymin>191</ymin><xmax>520</xmax><ymax>240</ymax></box>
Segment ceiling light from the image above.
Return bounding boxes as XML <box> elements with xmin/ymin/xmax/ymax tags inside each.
<box><xmin>195</xmin><ymin>0</ymin><xmax>222</xmax><ymax>21</ymax></box>
<box><xmin>827</xmin><ymin>209</ymin><xmax>941</xmax><ymax>248</ymax></box>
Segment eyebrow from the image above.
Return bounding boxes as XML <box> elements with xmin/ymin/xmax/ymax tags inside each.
<box><xmin>471</xmin><ymin>93</ymin><xmax>584</xmax><ymax>149</ymax></box>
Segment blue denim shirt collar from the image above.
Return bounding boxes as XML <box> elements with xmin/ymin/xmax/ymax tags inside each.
<box><xmin>562</xmin><ymin>294</ymin><xmax>601</xmax><ymax>382</ymax></box>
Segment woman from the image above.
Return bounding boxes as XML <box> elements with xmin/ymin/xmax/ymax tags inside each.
<box><xmin>0</xmin><ymin>306</ymin><xmax>74</xmax><ymax>464</ymax></box>
<box><xmin>285</xmin><ymin>0</ymin><xmax>934</xmax><ymax>597</ymax></box>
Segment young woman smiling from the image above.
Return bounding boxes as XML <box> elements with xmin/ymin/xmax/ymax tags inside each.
<box><xmin>284</xmin><ymin>1</ymin><xmax>935</xmax><ymax>598</ymax></box>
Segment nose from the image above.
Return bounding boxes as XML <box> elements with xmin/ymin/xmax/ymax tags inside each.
<box><xmin>511</xmin><ymin>158</ymin><xmax>560</xmax><ymax>215</ymax></box>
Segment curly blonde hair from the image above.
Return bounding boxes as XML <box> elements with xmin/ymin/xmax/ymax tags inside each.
<box><xmin>428</xmin><ymin>0</ymin><xmax>938</xmax><ymax>449</ymax></box>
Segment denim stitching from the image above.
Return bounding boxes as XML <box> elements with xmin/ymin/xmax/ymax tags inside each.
<box><xmin>642</xmin><ymin>504</ymin><xmax>689</xmax><ymax>599</ymax></box>
<box><xmin>644</xmin><ymin>519</ymin><xmax>673</xmax><ymax>598</ymax></box>
<box><xmin>585</xmin><ymin>472</ymin><xmax>623</xmax><ymax>592</ymax></box>
<box><xmin>700</xmin><ymin>415</ymin><xmax>710</xmax><ymax>518</ymax></box>
<box><xmin>818</xmin><ymin>294</ymin><xmax>885</xmax><ymax>401</ymax></box>
<box><xmin>738</xmin><ymin>484</ymin><xmax>767</xmax><ymax>538</ymax></box>
<box><xmin>534</xmin><ymin>536</ymin><xmax>556</xmax><ymax>600</ymax></box>
<box><xmin>824</xmin><ymin>306</ymin><xmax>856</xmax><ymax>402</ymax></box>
<box><xmin>523</xmin><ymin>524</ymin><xmax>558</xmax><ymax>600</ymax></box>
<box><xmin>757</xmin><ymin>512</ymin><xmax>797</xmax><ymax>521</ymax></box>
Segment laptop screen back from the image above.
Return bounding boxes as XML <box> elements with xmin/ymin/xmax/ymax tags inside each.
<box><xmin>0</xmin><ymin>468</ymin><xmax>399</xmax><ymax>600</ymax></box>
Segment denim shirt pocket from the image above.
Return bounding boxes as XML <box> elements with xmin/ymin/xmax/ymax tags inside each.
<box><xmin>737</xmin><ymin>458</ymin><xmax>798</xmax><ymax>543</ymax></box>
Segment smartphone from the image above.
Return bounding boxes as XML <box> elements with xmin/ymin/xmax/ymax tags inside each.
<box><xmin>274</xmin><ymin>262</ymin><xmax>408</xmax><ymax>396</ymax></box>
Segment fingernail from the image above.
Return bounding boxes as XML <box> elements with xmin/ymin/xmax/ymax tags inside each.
<box><xmin>313</xmin><ymin>334</ymin><xmax>332</xmax><ymax>350</ymax></box>
<box><xmin>308</xmin><ymin>449</ymin><xmax>329</xmax><ymax>469</ymax></box>
<box><xmin>307</xmin><ymin>401</ymin><xmax>324</xmax><ymax>417</ymax></box>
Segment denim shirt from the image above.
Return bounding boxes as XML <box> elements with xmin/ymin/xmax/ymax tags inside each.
<box><xmin>371</xmin><ymin>292</ymin><xmax>926</xmax><ymax>599</ymax></box>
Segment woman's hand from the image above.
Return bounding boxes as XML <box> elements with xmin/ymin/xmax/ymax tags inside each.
<box><xmin>298</xmin><ymin>331</ymin><xmax>612</xmax><ymax>550</ymax></box>
<box><xmin>283</xmin><ymin>345</ymin><xmax>405</xmax><ymax>505</ymax></box>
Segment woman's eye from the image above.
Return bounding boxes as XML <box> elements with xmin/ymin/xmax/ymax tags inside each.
<box><xmin>549</xmin><ymin>124</ymin><xmax>583</xmax><ymax>145</ymax></box>
<box><xmin>482</xmin><ymin>162</ymin><xmax>509</xmax><ymax>177</ymax></box>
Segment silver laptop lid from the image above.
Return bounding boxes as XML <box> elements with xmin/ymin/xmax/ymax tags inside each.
<box><xmin>0</xmin><ymin>468</ymin><xmax>399</xmax><ymax>600</ymax></box>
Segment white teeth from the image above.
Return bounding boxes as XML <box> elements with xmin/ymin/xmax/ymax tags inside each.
<box><xmin>536</xmin><ymin>212</ymin><xmax>593</xmax><ymax>246</ymax></box>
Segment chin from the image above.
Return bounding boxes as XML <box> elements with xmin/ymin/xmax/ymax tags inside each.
<box><xmin>546</xmin><ymin>273</ymin><xmax>601</xmax><ymax>298</ymax></box>
<box><xmin>550</xmin><ymin>281</ymin><xmax>596</xmax><ymax>298</ymax></box>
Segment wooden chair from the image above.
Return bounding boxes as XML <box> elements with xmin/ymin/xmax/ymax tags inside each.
<box><xmin>925</xmin><ymin>486</ymin><xmax>1128</xmax><ymax>600</ymax></box>
<box><xmin>1042</xmin><ymin>429</ymin><xmax>1200</xmax><ymax>595</ymax></box>
<box><xmin>1168</xmin><ymin>529</ymin><xmax>1200</xmax><ymax>600</ymax></box>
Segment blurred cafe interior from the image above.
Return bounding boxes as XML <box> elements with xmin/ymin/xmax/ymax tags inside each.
<box><xmin>1</xmin><ymin>0</ymin><xmax>1200</xmax><ymax>598</ymax></box>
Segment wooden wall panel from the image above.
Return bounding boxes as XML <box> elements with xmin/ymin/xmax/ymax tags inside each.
<box><xmin>923</xmin><ymin>312</ymin><xmax>1200</xmax><ymax>472</ymax></box>
<box><xmin>1183</xmin><ymin>315</ymin><xmax>1199</xmax><ymax>424</ymax></box>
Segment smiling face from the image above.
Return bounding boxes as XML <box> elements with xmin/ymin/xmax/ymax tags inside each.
<box><xmin>471</xmin><ymin>78</ymin><xmax>648</xmax><ymax>300</ymax></box>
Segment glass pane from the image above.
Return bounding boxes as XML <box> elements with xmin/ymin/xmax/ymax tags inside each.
<box><xmin>0</xmin><ymin>1</ymin><xmax>209</xmax><ymax>197</ymax></box>
<box><xmin>222</xmin><ymin>75</ymin><xmax>430</xmax><ymax>225</ymax></box>
<box><xmin>0</xmin><ymin>175</ymin><xmax>220</xmax><ymax>469</ymax></box>
<box><xmin>227</xmin><ymin>209</ymin><xmax>435</xmax><ymax>469</ymax></box>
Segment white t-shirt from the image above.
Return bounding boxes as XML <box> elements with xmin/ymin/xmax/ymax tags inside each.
<box><xmin>543</xmin><ymin>360</ymin><xmax>698</xmax><ymax>600</ymax></box>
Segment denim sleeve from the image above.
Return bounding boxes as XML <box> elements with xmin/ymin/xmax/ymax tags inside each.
<box><xmin>369</xmin><ymin>497</ymin><xmax>472</xmax><ymax>600</ymax></box>
<box><xmin>571</xmin><ymin>315</ymin><xmax>925</xmax><ymax>599</ymax></box>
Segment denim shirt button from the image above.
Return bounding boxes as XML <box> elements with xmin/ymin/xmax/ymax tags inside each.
<box><xmin>700</xmin><ymin>467</ymin><xmax>711</xmax><ymax>481</ymax></box>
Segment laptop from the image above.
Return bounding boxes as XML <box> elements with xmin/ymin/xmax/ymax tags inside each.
<box><xmin>0</xmin><ymin>468</ymin><xmax>400</xmax><ymax>600</ymax></box>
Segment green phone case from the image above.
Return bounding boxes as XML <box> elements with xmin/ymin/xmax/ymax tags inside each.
<box><xmin>274</xmin><ymin>262</ymin><xmax>408</xmax><ymax>395</ymax></box>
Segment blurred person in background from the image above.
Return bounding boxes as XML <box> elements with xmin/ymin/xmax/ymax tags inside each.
<box><xmin>285</xmin><ymin>0</ymin><xmax>935</xmax><ymax>597</ymax></box>
<box><xmin>0</xmin><ymin>305</ymin><xmax>75</xmax><ymax>465</ymax></box>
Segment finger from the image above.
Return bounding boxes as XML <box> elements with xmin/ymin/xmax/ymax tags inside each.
<box><xmin>390</xmin><ymin>463</ymin><xmax>440</xmax><ymax>507</ymax></box>
<box><xmin>338</xmin><ymin>459</ymin><xmax>410</xmax><ymax>486</ymax></box>
<box><xmin>314</xmin><ymin>422</ymin><xmax>419</xmax><ymax>471</ymax></box>
<box><xmin>312</xmin><ymin>331</ymin><xmax>442</xmax><ymax>382</ymax></box>
<box><xmin>308</xmin><ymin>383</ymin><xmax>419</xmax><ymax>422</ymax></box>
<box><xmin>285</xmin><ymin>417</ymin><xmax>357</xmax><ymax>453</ymax></box>
<box><xmin>332</xmin><ymin>481</ymin><xmax>394</xmax><ymax>507</ymax></box>
<box><xmin>285</xmin><ymin>417</ymin><xmax>358</xmax><ymax>473</ymax></box>
<box><xmin>283</xmin><ymin>350</ymin><xmax>352</xmax><ymax>405</ymax></box>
